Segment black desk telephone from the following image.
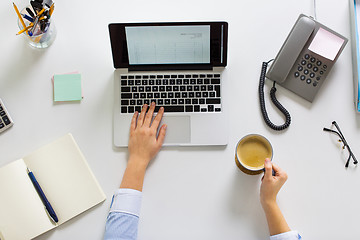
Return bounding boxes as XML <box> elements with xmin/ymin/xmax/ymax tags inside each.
<box><xmin>259</xmin><ymin>14</ymin><xmax>348</xmax><ymax>131</ymax></box>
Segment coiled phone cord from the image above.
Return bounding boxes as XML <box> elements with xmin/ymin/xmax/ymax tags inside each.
<box><xmin>259</xmin><ymin>60</ymin><xmax>291</xmax><ymax>131</ymax></box>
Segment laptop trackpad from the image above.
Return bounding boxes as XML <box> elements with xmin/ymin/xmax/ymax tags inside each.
<box><xmin>159</xmin><ymin>116</ymin><xmax>191</xmax><ymax>144</ymax></box>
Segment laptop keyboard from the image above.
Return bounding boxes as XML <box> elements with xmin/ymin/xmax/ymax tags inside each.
<box><xmin>120</xmin><ymin>73</ymin><xmax>221</xmax><ymax>113</ymax></box>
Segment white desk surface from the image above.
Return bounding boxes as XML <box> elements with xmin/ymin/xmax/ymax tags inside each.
<box><xmin>1</xmin><ymin>0</ymin><xmax>359</xmax><ymax>239</ymax></box>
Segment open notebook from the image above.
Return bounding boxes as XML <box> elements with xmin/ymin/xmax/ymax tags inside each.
<box><xmin>0</xmin><ymin>134</ymin><xmax>106</xmax><ymax>240</ymax></box>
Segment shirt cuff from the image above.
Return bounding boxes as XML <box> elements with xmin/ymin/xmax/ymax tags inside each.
<box><xmin>109</xmin><ymin>188</ymin><xmax>143</xmax><ymax>217</ymax></box>
<box><xmin>270</xmin><ymin>231</ymin><xmax>301</xmax><ymax>240</ymax></box>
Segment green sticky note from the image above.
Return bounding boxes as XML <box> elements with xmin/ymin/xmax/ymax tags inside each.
<box><xmin>53</xmin><ymin>73</ymin><xmax>82</xmax><ymax>102</ymax></box>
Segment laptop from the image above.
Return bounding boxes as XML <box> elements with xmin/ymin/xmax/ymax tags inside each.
<box><xmin>108</xmin><ymin>22</ymin><xmax>228</xmax><ymax>147</ymax></box>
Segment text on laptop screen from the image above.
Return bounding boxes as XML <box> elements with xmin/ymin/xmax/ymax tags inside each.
<box><xmin>125</xmin><ymin>26</ymin><xmax>211</xmax><ymax>65</ymax></box>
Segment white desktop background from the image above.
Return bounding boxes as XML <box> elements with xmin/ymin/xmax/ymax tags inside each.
<box><xmin>0</xmin><ymin>0</ymin><xmax>358</xmax><ymax>239</ymax></box>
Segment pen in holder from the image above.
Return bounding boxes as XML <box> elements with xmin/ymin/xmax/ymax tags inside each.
<box><xmin>14</xmin><ymin>2</ymin><xmax>56</xmax><ymax>49</ymax></box>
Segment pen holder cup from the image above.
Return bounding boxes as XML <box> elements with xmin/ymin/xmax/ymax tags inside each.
<box><xmin>17</xmin><ymin>7</ymin><xmax>57</xmax><ymax>49</ymax></box>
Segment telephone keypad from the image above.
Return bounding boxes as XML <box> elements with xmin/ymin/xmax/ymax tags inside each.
<box><xmin>293</xmin><ymin>53</ymin><xmax>328</xmax><ymax>87</ymax></box>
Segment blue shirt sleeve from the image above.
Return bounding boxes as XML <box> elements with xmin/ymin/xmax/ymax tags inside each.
<box><xmin>104</xmin><ymin>189</ymin><xmax>143</xmax><ymax>240</ymax></box>
<box><xmin>270</xmin><ymin>231</ymin><xmax>302</xmax><ymax>240</ymax></box>
<box><xmin>104</xmin><ymin>189</ymin><xmax>301</xmax><ymax>240</ymax></box>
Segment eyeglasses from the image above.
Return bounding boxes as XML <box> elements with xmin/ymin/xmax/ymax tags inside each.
<box><xmin>323</xmin><ymin>121</ymin><xmax>358</xmax><ymax>168</ymax></box>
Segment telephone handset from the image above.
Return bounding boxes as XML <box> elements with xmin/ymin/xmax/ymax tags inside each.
<box><xmin>259</xmin><ymin>14</ymin><xmax>348</xmax><ymax>131</ymax></box>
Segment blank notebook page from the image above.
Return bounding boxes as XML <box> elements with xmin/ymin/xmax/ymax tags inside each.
<box><xmin>23</xmin><ymin>134</ymin><xmax>106</xmax><ymax>225</ymax></box>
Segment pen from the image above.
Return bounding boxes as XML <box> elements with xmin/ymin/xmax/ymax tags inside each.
<box><xmin>26</xmin><ymin>7</ymin><xmax>35</xmax><ymax>18</ymax></box>
<box><xmin>21</xmin><ymin>13</ymin><xmax>34</xmax><ymax>22</ymax></box>
<box><xmin>44</xmin><ymin>0</ymin><xmax>54</xmax><ymax>8</ymax></box>
<box><xmin>29</xmin><ymin>7</ymin><xmax>45</xmax><ymax>35</ymax></box>
<box><xmin>27</xmin><ymin>168</ymin><xmax>59</xmax><ymax>223</ymax></box>
<box><xmin>30</xmin><ymin>0</ymin><xmax>43</xmax><ymax>14</ymax></box>
<box><xmin>13</xmin><ymin>2</ymin><xmax>27</xmax><ymax>33</ymax></box>
<box><xmin>29</xmin><ymin>16</ymin><xmax>39</xmax><ymax>36</ymax></box>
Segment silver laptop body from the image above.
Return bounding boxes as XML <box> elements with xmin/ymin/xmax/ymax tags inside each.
<box><xmin>109</xmin><ymin>22</ymin><xmax>228</xmax><ymax>147</ymax></box>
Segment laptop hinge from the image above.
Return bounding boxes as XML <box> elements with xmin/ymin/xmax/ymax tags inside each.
<box><xmin>128</xmin><ymin>64</ymin><xmax>213</xmax><ymax>71</ymax></box>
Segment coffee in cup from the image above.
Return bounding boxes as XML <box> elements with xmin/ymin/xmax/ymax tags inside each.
<box><xmin>235</xmin><ymin>134</ymin><xmax>273</xmax><ymax>175</ymax></box>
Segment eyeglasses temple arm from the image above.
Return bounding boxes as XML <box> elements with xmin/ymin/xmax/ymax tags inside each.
<box><xmin>347</xmin><ymin>146</ymin><xmax>358</xmax><ymax>164</ymax></box>
<box><xmin>345</xmin><ymin>157</ymin><xmax>351</xmax><ymax>168</ymax></box>
<box><xmin>323</xmin><ymin>128</ymin><xmax>344</xmax><ymax>141</ymax></box>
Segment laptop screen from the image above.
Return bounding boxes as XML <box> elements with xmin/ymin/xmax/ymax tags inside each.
<box><xmin>109</xmin><ymin>22</ymin><xmax>228</xmax><ymax>70</ymax></box>
<box><xmin>125</xmin><ymin>26</ymin><xmax>211</xmax><ymax>65</ymax></box>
